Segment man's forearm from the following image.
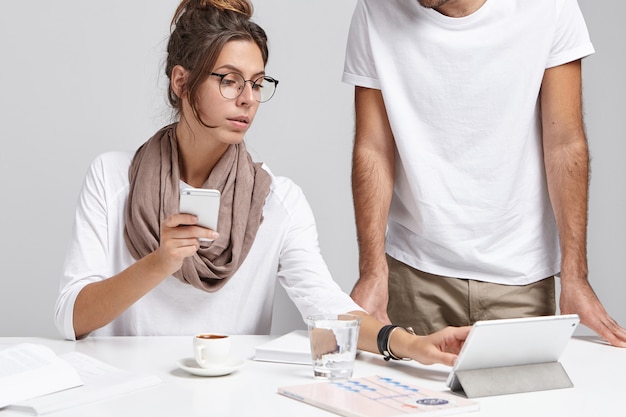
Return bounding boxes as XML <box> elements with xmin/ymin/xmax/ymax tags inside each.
<box><xmin>544</xmin><ymin>137</ymin><xmax>590</xmax><ymax>279</ymax></box>
<box><xmin>352</xmin><ymin>87</ymin><xmax>397</xmax><ymax>279</ymax></box>
<box><xmin>540</xmin><ymin>60</ymin><xmax>590</xmax><ymax>282</ymax></box>
<box><xmin>352</xmin><ymin>142</ymin><xmax>394</xmax><ymax>277</ymax></box>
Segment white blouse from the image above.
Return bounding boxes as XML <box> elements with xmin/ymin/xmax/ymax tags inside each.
<box><xmin>55</xmin><ymin>151</ymin><xmax>362</xmax><ymax>340</ymax></box>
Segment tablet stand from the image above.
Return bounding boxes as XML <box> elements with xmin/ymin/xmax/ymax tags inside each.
<box><xmin>454</xmin><ymin>362</ymin><xmax>573</xmax><ymax>398</ymax></box>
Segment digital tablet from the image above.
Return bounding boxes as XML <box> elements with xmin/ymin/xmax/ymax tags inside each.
<box><xmin>446</xmin><ymin>314</ymin><xmax>580</xmax><ymax>392</ymax></box>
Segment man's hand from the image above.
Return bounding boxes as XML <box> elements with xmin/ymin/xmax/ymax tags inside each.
<box><xmin>309</xmin><ymin>328</ymin><xmax>338</xmax><ymax>359</ymax></box>
<box><xmin>351</xmin><ymin>275</ymin><xmax>392</xmax><ymax>325</ymax></box>
<box><xmin>560</xmin><ymin>279</ymin><xmax>626</xmax><ymax>347</ymax></box>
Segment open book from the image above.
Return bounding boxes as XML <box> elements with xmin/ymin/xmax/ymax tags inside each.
<box><xmin>1</xmin><ymin>343</ymin><xmax>161</xmax><ymax>415</ymax></box>
<box><xmin>279</xmin><ymin>375</ymin><xmax>479</xmax><ymax>417</ymax></box>
<box><xmin>254</xmin><ymin>330</ymin><xmax>311</xmax><ymax>365</ymax></box>
<box><xmin>0</xmin><ymin>343</ymin><xmax>83</xmax><ymax>408</ymax></box>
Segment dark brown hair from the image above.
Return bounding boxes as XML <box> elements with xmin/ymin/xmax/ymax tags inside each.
<box><xmin>166</xmin><ymin>0</ymin><xmax>269</xmax><ymax>121</ymax></box>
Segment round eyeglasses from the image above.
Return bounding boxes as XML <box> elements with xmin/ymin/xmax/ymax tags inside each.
<box><xmin>210</xmin><ymin>72</ymin><xmax>279</xmax><ymax>103</ymax></box>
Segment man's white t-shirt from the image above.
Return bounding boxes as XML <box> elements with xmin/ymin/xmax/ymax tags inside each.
<box><xmin>343</xmin><ymin>0</ymin><xmax>594</xmax><ymax>284</ymax></box>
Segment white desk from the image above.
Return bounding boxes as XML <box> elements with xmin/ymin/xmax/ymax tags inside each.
<box><xmin>0</xmin><ymin>335</ymin><xmax>624</xmax><ymax>417</ymax></box>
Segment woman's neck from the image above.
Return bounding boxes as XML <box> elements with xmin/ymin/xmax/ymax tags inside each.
<box><xmin>175</xmin><ymin>120</ymin><xmax>229</xmax><ymax>188</ymax></box>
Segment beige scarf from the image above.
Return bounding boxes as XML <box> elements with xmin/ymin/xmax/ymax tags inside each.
<box><xmin>123</xmin><ymin>123</ymin><xmax>271</xmax><ymax>292</ymax></box>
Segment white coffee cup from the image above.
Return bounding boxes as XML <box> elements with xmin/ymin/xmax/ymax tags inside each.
<box><xmin>193</xmin><ymin>333</ymin><xmax>231</xmax><ymax>368</ymax></box>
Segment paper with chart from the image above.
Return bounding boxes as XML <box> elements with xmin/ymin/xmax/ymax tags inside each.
<box><xmin>279</xmin><ymin>375</ymin><xmax>479</xmax><ymax>417</ymax></box>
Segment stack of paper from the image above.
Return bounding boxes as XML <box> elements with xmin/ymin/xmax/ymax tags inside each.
<box><xmin>254</xmin><ymin>330</ymin><xmax>311</xmax><ymax>365</ymax></box>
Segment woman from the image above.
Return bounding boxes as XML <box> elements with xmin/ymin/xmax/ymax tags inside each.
<box><xmin>55</xmin><ymin>0</ymin><xmax>468</xmax><ymax>366</ymax></box>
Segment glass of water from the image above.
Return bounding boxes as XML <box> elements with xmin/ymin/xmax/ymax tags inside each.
<box><xmin>306</xmin><ymin>313</ymin><xmax>361</xmax><ymax>380</ymax></box>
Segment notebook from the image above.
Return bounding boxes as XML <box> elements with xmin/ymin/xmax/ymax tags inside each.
<box><xmin>446</xmin><ymin>314</ymin><xmax>580</xmax><ymax>392</ymax></box>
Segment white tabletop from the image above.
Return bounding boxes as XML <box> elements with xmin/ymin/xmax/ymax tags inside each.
<box><xmin>0</xmin><ymin>335</ymin><xmax>624</xmax><ymax>417</ymax></box>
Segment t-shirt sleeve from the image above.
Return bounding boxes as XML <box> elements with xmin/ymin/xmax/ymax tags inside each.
<box><xmin>342</xmin><ymin>0</ymin><xmax>381</xmax><ymax>90</ymax></box>
<box><xmin>546</xmin><ymin>0</ymin><xmax>595</xmax><ymax>68</ymax></box>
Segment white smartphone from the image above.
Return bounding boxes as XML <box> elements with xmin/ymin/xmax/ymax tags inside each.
<box><xmin>179</xmin><ymin>188</ymin><xmax>221</xmax><ymax>241</ymax></box>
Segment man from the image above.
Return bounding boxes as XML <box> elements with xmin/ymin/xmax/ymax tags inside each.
<box><xmin>342</xmin><ymin>0</ymin><xmax>626</xmax><ymax>346</ymax></box>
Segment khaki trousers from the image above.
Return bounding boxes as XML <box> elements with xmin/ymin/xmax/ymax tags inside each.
<box><xmin>387</xmin><ymin>255</ymin><xmax>556</xmax><ymax>335</ymax></box>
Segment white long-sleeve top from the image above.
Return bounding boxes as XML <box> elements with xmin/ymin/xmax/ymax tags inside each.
<box><xmin>55</xmin><ymin>151</ymin><xmax>362</xmax><ymax>340</ymax></box>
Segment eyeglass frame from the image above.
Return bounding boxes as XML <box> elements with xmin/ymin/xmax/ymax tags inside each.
<box><xmin>210</xmin><ymin>72</ymin><xmax>279</xmax><ymax>103</ymax></box>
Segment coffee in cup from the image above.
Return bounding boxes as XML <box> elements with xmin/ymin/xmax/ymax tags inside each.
<box><xmin>193</xmin><ymin>333</ymin><xmax>231</xmax><ymax>368</ymax></box>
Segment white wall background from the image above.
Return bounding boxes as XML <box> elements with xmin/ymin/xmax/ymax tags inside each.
<box><xmin>0</xmin><ymin>0</ymin><xmax>623</xmax><ymax>338</ymax></box>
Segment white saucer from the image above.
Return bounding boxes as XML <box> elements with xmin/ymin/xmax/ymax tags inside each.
<box><xmin>177</xmin><ymin>357</ymin><xmax>244</xmax><ymax>377</ymax></box>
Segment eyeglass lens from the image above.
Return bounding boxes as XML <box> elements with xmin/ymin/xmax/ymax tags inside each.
<box><xmin>218</xmin><ymin>73</ymin><xmax>277</xmax><ymax>102</ymax></box>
